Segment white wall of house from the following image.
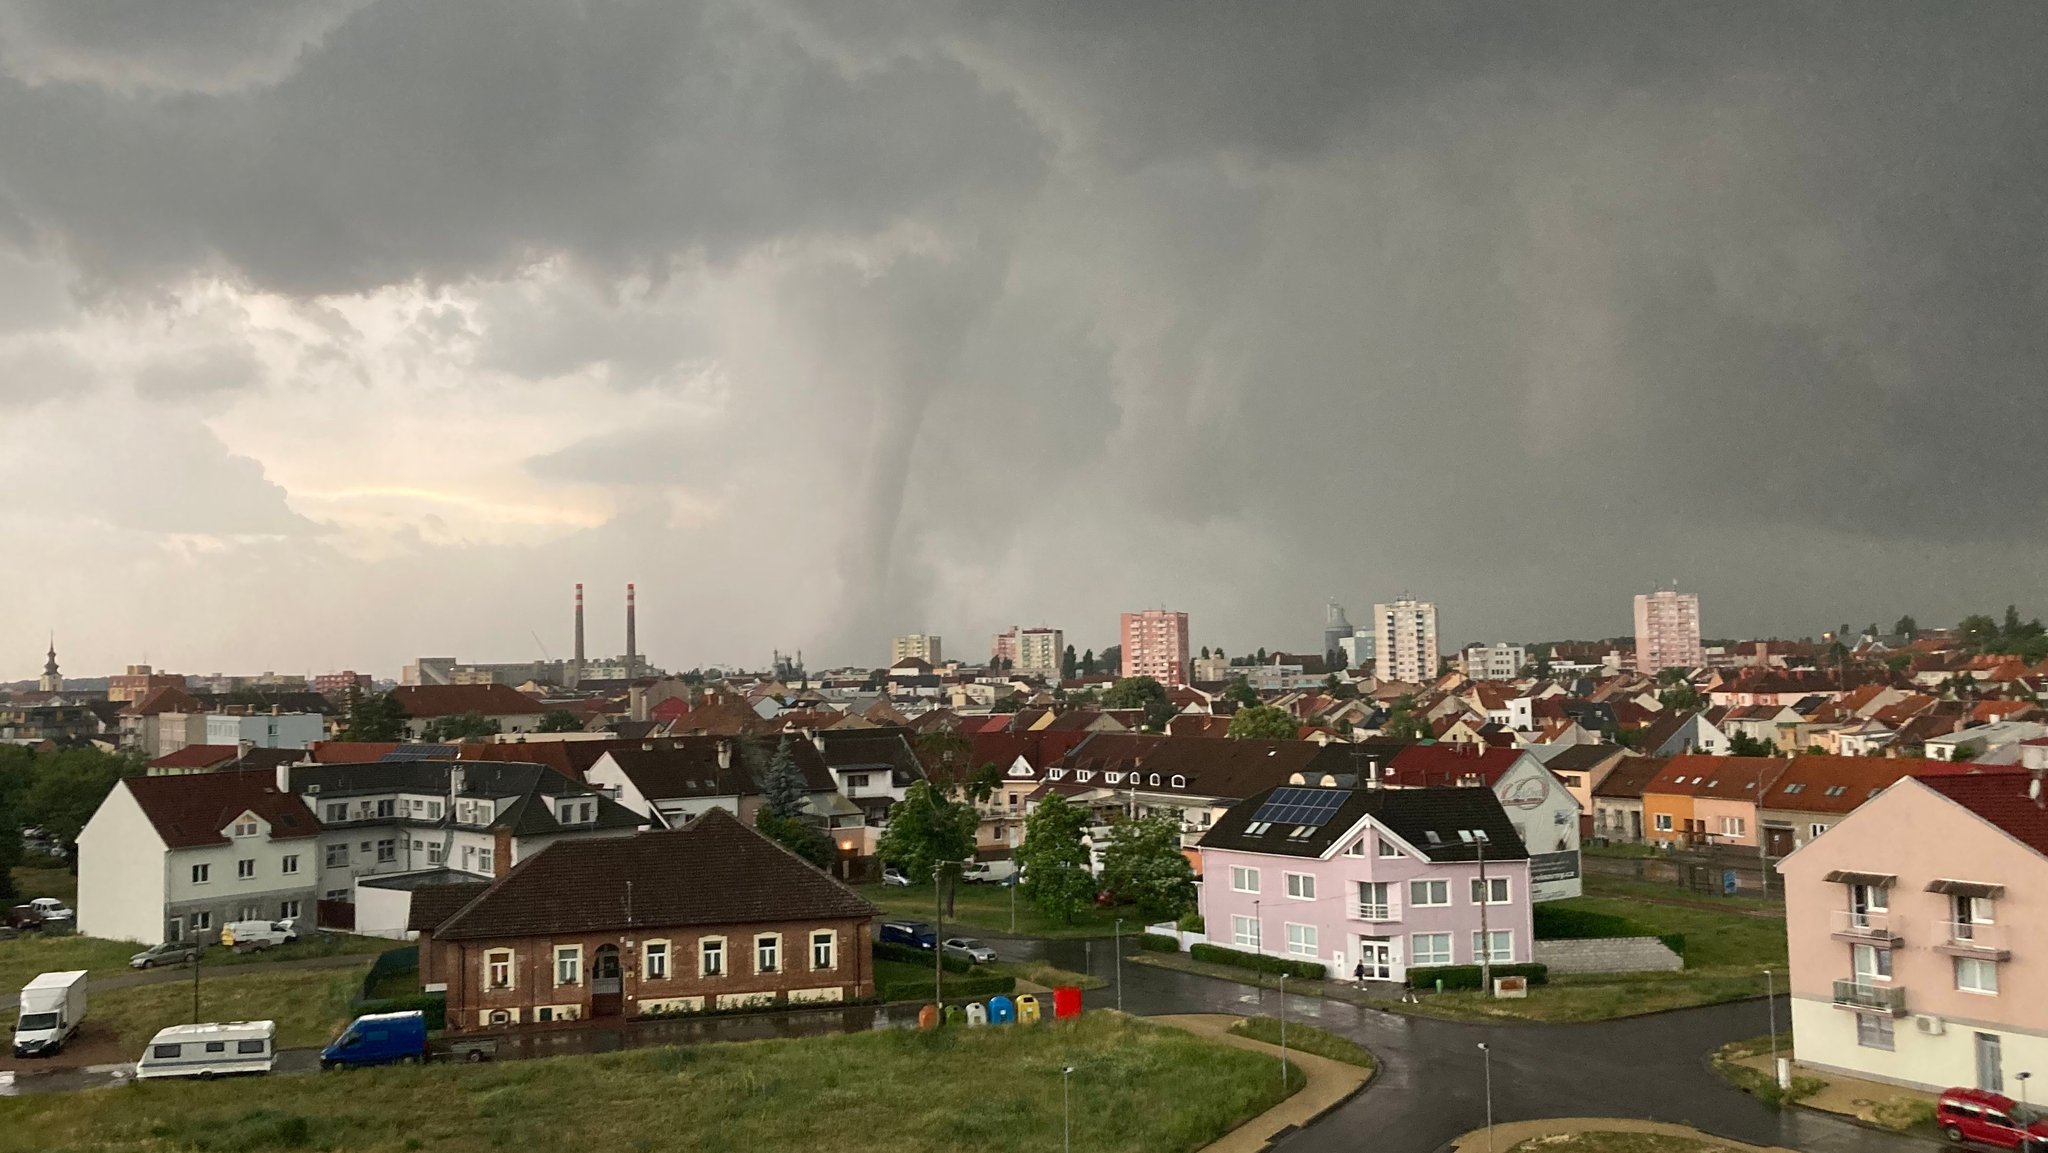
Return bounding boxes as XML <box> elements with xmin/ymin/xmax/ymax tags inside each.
<box><xmin>584</xmin><ymin>756</ymin><xmax>652</xmax><ymax>818</ymax></box>
<box><xmin>163</xmin><ymin>816</ymin><xmax>316</xmax><ymax>933</ymax></box>
<box><xmin>77</xmin><ymin>783</ymin><xmax>169</xmax><ymax>944</ymax></box>
<box><xmin>203</xmin><ymin>712</ymin><xmax>325</xmax><ymax>750</ymax></box>
<box><xmin>1491</xmin><ymin>758</ymin><xmax>1583</xmax><ymax>902</ymax></box>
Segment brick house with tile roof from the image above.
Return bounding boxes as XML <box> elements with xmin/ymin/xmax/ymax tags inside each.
<box><xmin>388</xmin><ymin>685</ymin><xmax>551</xmax><ymax>737</ymax></box>
<box><xmin>415</xmin><ymin>810</ymin><xmax>876</xmax><ymax>1032</ymax></box>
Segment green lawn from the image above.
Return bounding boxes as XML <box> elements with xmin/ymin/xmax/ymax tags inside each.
<box><xmin>1542</xmin><ymin>893</ymin><xmax>1786</xmax><ymax>970</ymax></box>
<box><xmin>1228</xmin><ymin>1017</ymin><xmax>1375</xmax><ymax>1070</ymax></box>
<box><xmin>210</xmin><ymin>932</ymin><xmax>401</xmax><ymax>969</ymax></box>
<box><xmin>0</xmin><ymin>1013</ymin><xmax>1302</xmax><ymax>1153</ymax></box>
<box><xmin>0</xmin><ymin>935</ymin><xmax>141</xmax><ymax>993</ymax></box>
<box><xmin>1507</xmin><ymin>1134</ymin><xmax>1727</xmax><ymax>1153</ymax></box>
<box><xmin>11</xmin><ymin>862</ymin><xmax>75</xmax><ymax>906</ymax></box>
<box><xmin>92</xmin><ymin>963</ymin><xmax>368</xmax><ymax>1050</ymax></box>
<box><xmin>1583</xmin><ymin>873</ymin><xmax>1786</xmax><ymax>913</ymax></box>
<box><xmin>857</xmin><ymin>883</ymin><xmax>1143</xmax><ymax>939</ymax></box>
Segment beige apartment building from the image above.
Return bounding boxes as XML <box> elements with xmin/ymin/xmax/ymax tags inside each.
<box><xmin>1779</xmin><ymin>769</ymin><xmax>2047</xmax><ymax>1092</ymax></box>
<box><xmin>889</xmin><ymin>634</ymin><xmax>942</xmax><ymax>666</ymax></box>
<box><xmin>1633</xmin><ymin>588</ymin><xmax>1703</xmax><ymax>671</ymax></box>
<box><xmin>1120</xmin><ymin>610</ymin><xmax>1190</xmax><ymax>687</ymax></box>
<box><xmin>1372</xmin><ymin>596</ymin><xmax>1438</xmax><ymax>684</ymax></box>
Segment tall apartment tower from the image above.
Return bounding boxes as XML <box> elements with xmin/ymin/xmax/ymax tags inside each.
<box><xmin>891</xmin><ymin>634</ymin><xmax>943</xmax><ymax>666</ymax></box>
<box><xmin>1016</xmin><ymin>628</ymin><xmax>1064</xmax><ymax>679</ymax></box>
<box><xmin>991</xmin><ymin>627</ymin><xmax>1019</xmax><ymax>667</ymax></box>
<box><xmin>1634</xmin><ymin>587</ymin><xmax>1702</xmax><ymax>671</ymax></box>
<box><xmin>1372</xmin><ymin>595</ymin><xmax>1439</xmax><ymax>684</ymax></box>
<box><xmin>1120</xmin><ymin>610</ymin><xmax>1191</xmax><ymax>686</ymax></box>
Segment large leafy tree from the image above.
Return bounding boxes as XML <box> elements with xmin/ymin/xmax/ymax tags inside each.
<box><xmin>1728</xmin><ymin>732</ymin><xmax>1779</xmax><ymax>757</ymax></box>
<box><xmin>536</xmin><ymin>710</ymin><xmax>584</xmax><ymax>733</ymax></box>
<box><xmin>1017</xmin><ymin>794</ymin><xmax>1096</xmax><ymax>925</ymax></box>
<box><xmin>1102</xmin><ymin>676</ymin><xmax>1175</xmax><ymax>731</ymax></box>
<box><xmin>1383</xmin><ymin>694</ymin><xmax>1430</xmax><ymax>741</ymax></box>
<box><xmin>1893</xmin><ymin>615</ymin><xmax>1918</xmax><ymax>640</ymax></box>
<box><xmin>20</xmin><ymin>747</ymin><xmax>135</xmax><ymax>865</ymax></box>
<box><xmin>341</xmin><ymin>690</ymin><xmax>408</xmax><ymax>742</ymax></box>
<box><xmin>421</xmin><ymin>712</ymin><xmax>501</xmax><ymax>743</ymax></box>
<box><xmin>1227</xmin><ymin>705</ymin><xmax>1299</xmax><ymax>741</ymax></box>
<box><xmin>756</xmin><ymin>811</ymin><xmax>836</xmax><ymax>870</ymax></box>
<box><xmin>875</xmin><ymin>782</ymin><xmax>978</xmax><ymax>889</ymax></box>
<box><xmin>1098</xmin><ymin>813</ymin><xmax>1195</xmax><ymax>922</ymax></box>
<box><xmin>1222</xmin><ymin>678</ymin><xmax>1261</xmax><ymax>710</ymax></box>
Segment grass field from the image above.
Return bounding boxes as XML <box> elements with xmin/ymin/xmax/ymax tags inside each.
<box><xmin>0</xmin><ymin>932</ymin><xmax>399</xmax><ymax>993</ymax></box>
<box><xmin>93</xmin><ymin>963</ymin><xmax>369</xmax><ymax>1050</ymax></box>
<box><xmin>0</xmin><ymin>1012</ymin><xmax>1301</xmax><ymax>1153</ymax></box>
<box><xmin>1228</xmin><ymin>1017</ymin><xmax>1375</xmax><ymax>1069</ymax></box>
<box><xmin>10</xmin><ymin>862</ymin><xmax>76</xmax><ymax>906</ymax></box>
<box><xmin>1507</xmin><ymin>1134</ymin><xmax>1727</xmax><ymax>1153</ymax></box>
<box><xmin>1583</xmin><ymin>873</ymin><xmax>1786</xmax><ymax>913</ymax></box>
<box><xmin>857</xmin><ymin>882</ymin><xmax>1142</xmax><ymax>939</ymax></box>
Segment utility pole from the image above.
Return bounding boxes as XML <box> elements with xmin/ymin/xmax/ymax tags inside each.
<box><xmin>1115</xmin><ymin>919</ymin><xmax>1123</xmax><ymax>1013</ymax></box>
<box><xmin>1279</xmin><ymin>973</ymin><xmax>1289</xmax><ymax>1085</ymax></box>
<box><xmin>934</xmin><ymin>865</ymin><xmax>944</xmax><ymax>1010</ymax></box>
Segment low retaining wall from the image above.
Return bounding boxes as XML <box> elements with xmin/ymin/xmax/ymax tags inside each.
<box><xmin>1534</xmin><ymin>936</ymin><xmax>1683</xmax><ymax>974</ymax></box>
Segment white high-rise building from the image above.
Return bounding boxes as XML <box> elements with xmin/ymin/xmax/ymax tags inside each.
<box><xmin>891</xmin><ymin>634</ymin><xmax>943</xmax><ymax>666</ymax></box>
<box><xmin>1634</xmin><ymin>588</ymin><xmax>1702</xmax><ymax>671</ymax></box>
<box><xmin>1372</xmin><ymin>596</ymin><xmax>1439</xmax><ymax>684</ymax></box>
<box><xmin>1462</xmin><ymin>642</ymin><xmax>1525</xmax><ymax>681</ymax></box>
<box><xmin>1016</xmin><ymin>628</ymin><xmax>1064</xmax><ymax>679</ymax></box>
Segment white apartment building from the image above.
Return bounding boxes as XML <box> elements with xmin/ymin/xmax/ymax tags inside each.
<box><xmin>1634</xmin><ymin>588</ymin><xmax>1703</xmax><ymax>671</ymax></box>
<box><xmin>1373</xmin><ymin>596</ymin><xmax>1439</xmax><ymax>684</ymax></box>
<box><xmin>204</xmin><ymin>711</ymin><xmax>326</xmax><ymax>750</ymax></box>
<box><xmin>890</xmin><ymin>634</ymin><xmax>943</xmax><ymax>666</ymax></box>
<box><xmin>1463</xmin><ymin>642</ymin><xmax>1526</xmax><ymax>681</ymax></box>
<box><xmin>1017</xmin><ymin>628</ymin><xmax>1064</xmax><ymax>678</ymax></box>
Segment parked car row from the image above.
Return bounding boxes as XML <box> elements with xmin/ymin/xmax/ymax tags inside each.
<box><xmin>133</xmin><ymin>1010</ymin><xmax>495</xmax><ymax>1081</ymax></box>
<box><xmin>879</xmin><ymin>860</ymin><xmax>1019</xmax><ymax>887</ymax></box>
<box><xmin>5</xmin><ymin>898</ymin><xmax>75</xmax><ymax>933</ymax></box>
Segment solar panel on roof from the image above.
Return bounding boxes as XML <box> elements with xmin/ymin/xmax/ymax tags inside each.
<box><xmin>1249</xmin><ymin>786</ymin><xmax>1345</xmax><ymax>830</ymax></box>
<box><xmin>380</xmin><ymin>745</ymin><xmax>457</xmax><ymax>762</ymax></box>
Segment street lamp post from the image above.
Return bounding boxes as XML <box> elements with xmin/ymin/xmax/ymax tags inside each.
<box><xmin>1478</xmin><ymin>1041</ymin><xmax>1494</xmax><ymax>1153</ymax></box>
<box><xmin>1279</xmin><ymin>973</ymin><xmax>1289</xmax><ymax>1086</ymax></box>
<box><xmin>1764</xmin><ymin>969</ymin><xmax>1777</xmax><ymax>1061</ymax></box>
<box><xmin>1062</xmin><ymin>1065</ymin><xmax>1075</xmax><ymax>1153</ymax></box>
<box><xmin>933</xmin><ymin>865</ymin><xmax>945</xmax><ymax>1010</ymax></box>
<box><xmin>1115</xmin><ymin>919</ymin><xmax>1124</xmax><ymax>1013</ymax></box>
<box><xmin>2018</xmin><ymin>1071</ymin><xmax>2032</xmax><ymax>1115</ymax></box>
<box><xmin>1476</xmin><ymin>831</ymin><xmax>1493</xmax><ymax>995</ymax></box>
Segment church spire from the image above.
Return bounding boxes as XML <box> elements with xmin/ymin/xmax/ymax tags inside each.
<box><xmin>38</xmin><ymin>635</ymin><xmax>61</xmax><ymax>693</ymax></box>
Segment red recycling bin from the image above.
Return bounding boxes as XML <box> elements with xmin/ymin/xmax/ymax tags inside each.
<box><xmin>1052</xmin><ymin>985</ymin><xmax>1082</xmax><ymax>1019</ymax></box>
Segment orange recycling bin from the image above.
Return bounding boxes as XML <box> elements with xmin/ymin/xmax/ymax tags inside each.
<box><xmin>916</xmin><ymin>1003</ymin><xmax>940</xmax><ymax>1031</ymax></box>
<box><xmin>1052</xmin><ymin>985</ymin><xmax>1082</xmax><ymax>1019</ymax></box>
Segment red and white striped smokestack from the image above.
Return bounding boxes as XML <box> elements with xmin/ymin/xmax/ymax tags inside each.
<box><xmin>626</xmin><ymin>582</ymin><xmax>637</xmax><ymax>679</ymax></box>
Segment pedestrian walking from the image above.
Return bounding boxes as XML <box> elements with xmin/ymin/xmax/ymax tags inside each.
<box><xmin>1353</xmin><ymin>960</ymin><xmax>1366</xmax><ymax>987</ymax></box>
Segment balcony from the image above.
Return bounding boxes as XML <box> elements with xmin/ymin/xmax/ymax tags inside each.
<box><xmin>1828</xmin><ymin>909</ymin><xmax>1904</xmax><ymax>946</ymax></box>
<box><xmin>1933</xmin><ymin>920</ymin><xmax>2011</xmax><ymax>962</ymax></box>
<box><xmin>1353</xmin><ymin>903</ymin><xmax>1394</xmax><ymax>922</ymax></box>
<box><xmin>1832</xmin><ymin>979</ymin><xmax>1907</xmax><ymax>1017</ymax></box>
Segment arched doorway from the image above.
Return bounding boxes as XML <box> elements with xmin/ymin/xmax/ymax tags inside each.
<box><xmin>591</xmin><ymin>944</ymin><xmax>623</xmax><ymax>1017</ymax></box>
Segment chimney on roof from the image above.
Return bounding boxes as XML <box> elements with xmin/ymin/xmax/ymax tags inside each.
<box><xmin>571</xmin><ymin>583</ymin><xmax>585</xmax><ymax>689</ymax></box>
<box><xmin>626</xmin><ymin>582</ymin><xmax>638</xmax><ymax>681</ymax></box>
<box><xmin>716</xmin><ymin>739</ymin><xmax>732</xmax><ymax>770</ymax></box>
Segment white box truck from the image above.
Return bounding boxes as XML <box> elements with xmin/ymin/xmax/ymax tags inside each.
<box><xmin>13</xmin><ymin>970</ymin><xmax>88</xmax><ymax>1057</ymax></box>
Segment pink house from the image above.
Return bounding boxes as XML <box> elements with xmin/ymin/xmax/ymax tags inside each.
<box><xmin>1197</xmin><ymin>778</ymin><xmax>1534</xmax><ymax>984</ymax></box>
<box><xmin>1779</xmin><ymin>768</ymin><xmax>2048</xmax><ymax>1092</ymax></box>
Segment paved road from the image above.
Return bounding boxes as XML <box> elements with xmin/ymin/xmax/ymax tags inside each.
<box><xmin>0</xmin><ymin>953</ymin><xmax>375</xmax><ymax>1011</ymax></box>
<box><xmin>1017</xmin><ymin>938</ymin><xmax>1926</xmax><ymax>1153</ymax></box>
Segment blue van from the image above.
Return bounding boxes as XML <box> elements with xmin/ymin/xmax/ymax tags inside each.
<box><xmin>320</xmin><ymin>1010</ymin><xmax>429</xmax><ymax>1070</ymax></box>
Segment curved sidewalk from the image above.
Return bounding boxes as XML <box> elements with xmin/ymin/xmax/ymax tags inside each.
<box><xmin>1150</xmin><ymin>1013</ymin><xmax>1374</xmax><ymax>1153</ymax></box>
<box><xmin>1446</xmin><ymin>1117</ymin><xmax>1799</xmax><ymax>1153</ymax></box>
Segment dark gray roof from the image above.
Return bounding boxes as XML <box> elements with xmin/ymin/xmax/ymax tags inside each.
<box><xmin>430</xmin><ymin>810</ymin><xmax>875</xmax><ymax>940</ymax></box>
<box><xmin>600</xmin><ymin>736</ymin><xmax>837</xmax><ymax>802</ymax></box>
<box><xmin>1200</xmin><ymin>784</ymin><xmax>1529</xmax><ymax>863</ymax></box>
<box><xmin>1541</xmin><ymin>744</ymin><xmax>1626</xmax><ymax>773</ymax></box>
<box><xmin>287</xmin><ymin>759</ymin><xmax>646</xmax><ymax>837</ymax></box>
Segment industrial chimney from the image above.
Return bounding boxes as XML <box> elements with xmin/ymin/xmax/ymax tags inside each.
<box><xmin>571</xmin><ymin>583</ymin><xmax>586</xmax><ymax>689</ymax></box>
<box><xmin>626</xmin><ymin>582</ymin><xmax>638</xmax><ymax>681</ymax></box>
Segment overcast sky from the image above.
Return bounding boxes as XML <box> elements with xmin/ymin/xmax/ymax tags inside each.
<box><xmin>3</xmin><ymin>1</ymin><xmax>2046</xmax><ymax>680</ymax></box>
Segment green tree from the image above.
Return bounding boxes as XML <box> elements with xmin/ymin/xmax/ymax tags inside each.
<box><xmin>875</xmin><ymin>782</ymin><xmax>978</xmax><ymax>897</ymax></box>
<box><xmin>1062</xmin><ymin>645</ymin><xmax>1079</xmax><ymax>679</ymax></box>
<box><xmin>1080</xmin><ymin>649</ymin><xmax>1097</xmax><ymax>675</ymax></box>
<box><xmin>1222</xmin><ymin>677</ymin><xmax>1260</xmax><ymax>710</ymax></box>
<box><xmin>535</xmin><ymin>710</ymin><xmax>584</xmax><ymax>733</ymax></box>
<box><xmin>989</xmin><ymin>694</ymin><xmax>1024</xmax><ymax>713</ymax></box>
<box><xmin>755</xmin><ymin>810</ymin><xmax>835</xmax><ymax>870</ymax></box>
<box><xmin>1960</xmin><ymin>613</ymin><xmax>2001</xmax><ymax>650</ymax></box>
<box><xmin>760</xmin><ymin>738</ymin><xmax>808</xmax><ymax>819</ymax></box>
<box><xmin>1017</xmin><ymin>794</ymin><xmax>1095</xmax><ymax>925</ymax></box>
<box><xmin>1102</xmin><ymin>676</ymin><xmax>1167</xmax><ymax>711</ymax></box>
<box><xmin>0</xmin><ymin>797</ymin><xmax>22</xmax><ymax>905</ymax></box>
<box><xmin>22</xmin><ymin>747</ymin><xmax>134</xmax><ymax>865</ymax></box>
<box><xmin>1099</xmin><ymin>644</ymin><xmax>1121</xmax><ymax>673</ymax></box>
<box><xmin>1894</xmin><ymin>615</ymin><xmax>1918</xmax><ymax>640</ymax></box>
<box><xmin>1098</xmin><ymin>812</ymin><xmax>1196</xmax><ymax>922</ymax></box>
<box><xmin>1200</xmin><ymin>646</ymin><xmax>1211</xmax><ymax>660</ymax></box>
<box><xmin>1227</xmin><ymin>705</ymin><xmax>1299</xmax><ymax>740</ymax></box>
<box><xmin>1658</xmin><ymin>684</ymin><xmax>1703</xmax><ymax>711</ymax></box>
<box><xmin>1656</xmin><ymin>667</ymin><xmax>1690</xmax><ymax>686</ymax></box>
<box><xmin>1383</xmin><ymin>694</ymin><xmax>1430</xmax><ymax>741</ymax></box>
<box><xmin>1728</xmin><ymin>732</ymin><xmax>1779</xmax><ymax>757</ymax></box>
<box><xmin>342</xmin><ymin>690</ymin><xmax>408</xmax><ymax>742</ymax></box>
<box><xmin>421</xmin><ymin>712</ymin><xmax>501</xmax><ymax>743</ymax></box>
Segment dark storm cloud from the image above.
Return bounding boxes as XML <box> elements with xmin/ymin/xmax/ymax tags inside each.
<box><xmin>3</xmin><ymin>0</ymin><xmax>2046</xmax><ymax>665</ymax></box>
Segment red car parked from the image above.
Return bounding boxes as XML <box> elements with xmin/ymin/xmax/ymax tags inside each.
<box><xmin>1939</xmin><ymin>1088</ymin><xmax>2048</xmax><ymax>1151</ymax></box>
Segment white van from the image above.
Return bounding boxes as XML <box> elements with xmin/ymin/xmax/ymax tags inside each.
<box><xmin>220</xmin><ymin>919</ymin><xmax>298</xmax><ymax>953</ymax></box>
<box><xmin>133</xmin><ymin>1020</ymin><xmax>278</xmax><ymax>1080</ymax></box>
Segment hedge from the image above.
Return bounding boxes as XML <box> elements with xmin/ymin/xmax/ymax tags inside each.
<box><xmin>1187</xmin><ymin>943</ymin><xmax>1327</xmax><ymax>980</ymax></box>
<box><xmin>1135</xmin><ymin>932</ymin><xmax>1181</xmax><ymax>953</ymax></box>
<box><xmin>1406</xmin><ymin>963</ymin><xmax>1548</xmax><ymax>991</ymax></box>
<box><xmin>1658</xmin><ymin>933</ymin><xmax>1687</xmax><ymax>958</ymax></box>
<box><xmin>874</xmin><ymin>941</ymin><xmax>973</xmax><ymax>974</ymax></box>
<box><xmin>875</xmin><ymin>973</ymin><xmax>1016</xmax><ymax>1003</ymax></box>
<box><xmin>1176</xmin><ymin>912</ymin><xmax>1205</xmax><ymax>933</ymax></box>
<box><xmin>353</xmin><ymin>993</ymin><xmax>447</xmax><ymax>1030</ymax></box>
<box><xmin>1531</xmin><ymin>905</ymin><xmax>1653</xmax><ymax>941</ymax></box>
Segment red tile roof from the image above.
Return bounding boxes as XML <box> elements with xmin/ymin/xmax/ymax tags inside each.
<box><xmin>1759</xmin><ymin>754</ymin><xmax>1948</xmax><ymax>814</ymax></box>
<box><xmin>1382</xmin><ymin>744</ymin><xmax>1527</xmax><ymax>788</ymax></box>
<box><xmin>124</xmin><ymin>773</ymin><xmax>319</xmax><ymax>849</ymax></box>
<box><xmin>124</xmin><ymin>685</ymin><xmax>203</xmax><ymax>716</ymax></box>
<box><xmin>306</xmin><ymin>741</ymin><xmax>402</xmax><ymax>764</ymax></box>
<box><xmin>1646</xmin><ymin>754</ymin><xmax>1785</xmax><ymax>799</ymax></box>
<box><xmin>389</xmin><ymin>684</ymin><xmax>547</xmax><ymax>718</ymax></box>
<box><xmin>1921</xmin><ymin>769</ymin><xmax>2048</xmax><ymax>857</ymax></box>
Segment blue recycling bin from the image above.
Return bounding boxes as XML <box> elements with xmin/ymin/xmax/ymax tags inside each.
<box><xmin>987</xmin><ymin>996</ymin><xmax>1016</xmax><ymax>1024</ymax></box>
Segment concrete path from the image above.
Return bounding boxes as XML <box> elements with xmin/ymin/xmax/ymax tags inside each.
<box><xmin>0</xmin><ymin>953</ymin><xmax>375</xmax><ymax>1010</ymax></box>
<box><xmin>1448</xmin><ymin>1117</ymin><xmax>1800</xmax><ymax>1152</ymax></box>
<box><xmin>1150</xmin><ymin>1013</ymin><xmax>1371</xmax><ymax>1153</ymax></box>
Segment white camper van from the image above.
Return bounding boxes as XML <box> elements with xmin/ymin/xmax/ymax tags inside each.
<box><xmin>133</xmin><ymin>1020</ymin><xmax>277</xmax><ymax>1080</ymax></box>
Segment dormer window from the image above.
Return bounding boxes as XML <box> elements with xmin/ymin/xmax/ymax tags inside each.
<box><xmin>232</xmin><ymin>818</ymin><xmax>259</xmax><ymax>838</ymax></box>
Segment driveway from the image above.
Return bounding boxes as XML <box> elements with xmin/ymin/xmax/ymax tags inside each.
<box><xmin>1016</xmin><ymin>937</ymin><xmax>1925</xmax><ymax>1153</ymax></box>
